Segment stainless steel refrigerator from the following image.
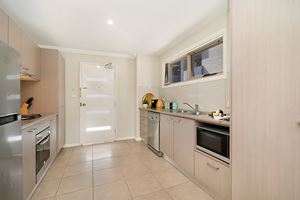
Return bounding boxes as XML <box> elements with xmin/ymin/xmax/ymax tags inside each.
<box><xmin>0</xmin><ymin>41</ymin><xmax>22</xmax><ymax>199</ymax></box>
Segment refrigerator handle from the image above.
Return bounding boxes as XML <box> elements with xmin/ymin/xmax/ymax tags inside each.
<box><xmin>0</xmin><ymin>113</ymin><xmax>19</xmax><ymax>126</ymax></box>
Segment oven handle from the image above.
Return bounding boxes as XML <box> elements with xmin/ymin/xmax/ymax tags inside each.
<box><xmin>38</xmin><ymin>136</ymin><xmax>50</xmax><ymax>145</ymax></box>
<box><xmin>197</xmin><ymin>126</ymin><xmax>229</xmax><ymax>136</ymax></box>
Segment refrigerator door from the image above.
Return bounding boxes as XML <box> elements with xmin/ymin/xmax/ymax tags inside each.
<box><xmin>0</xmin><ymin>42</ymin><xmax>21</xmax><ymax>116</ymax></box>
<box><xmin>0</xmin><ymin>114</ymin><xmax>22</xmax><ymax>200</ymax></box>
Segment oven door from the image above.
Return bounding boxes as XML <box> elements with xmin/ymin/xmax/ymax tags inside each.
<box><xmin>196</xmin><ymin>126</ymin><xmax>230</xmax><ymax>163</ymax></box>
<box><xmin>36</xmin><ymin>133</ymin><xmax>50</xmax><ymax>179</ymax></box>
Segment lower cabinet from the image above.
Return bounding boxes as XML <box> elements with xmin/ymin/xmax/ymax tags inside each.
<box><xmin>160</xmin><ymin>114</ymin><xmax>174</xmax><ymax>159</ymax></box>
<box><xmin>140</xmin><ymin>110</ymin><xmax>148</xmax><ymax>143</ymax></box>
<box><xmin>195</xmin><ymin>150</ymin><xmax>231</xmax><ymax>200</ymax></box>
<box><xmin>22</xmin><ymin>127</ymin><xmax>36</xmax><ymax>200</ymax></box>
<box><xmin>173</xmin><ymin>117</ymin><xmax>195</xmax><ymax>176</ymax></box>
<box><xmin>160</xmin><ymin>114</ymin><xmax>195</xmax><ymax>176</ymax></box>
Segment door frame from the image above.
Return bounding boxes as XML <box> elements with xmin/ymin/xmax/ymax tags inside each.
<box><xmin>79</xmin><ymin>62</ymin><xmax>117</xmax><ymax>145</ymax></box>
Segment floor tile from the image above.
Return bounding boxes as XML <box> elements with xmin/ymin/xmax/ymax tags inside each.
<box><xmin>94</xmin><ymin>180</ymin><xmax>132</xmax><ymax>200</ymax></box>
<box><xmin>52</xmin><ymin>157</ymin><xmax>69</xmax><ymax>168</ymax></box>
<box><xmin>57</xmin><ymin>172</ymin><xmax>92</xmax><ymax>195</ymax></box>
<box><xmin>44</xmin><ymin>165</ymin><xmax>66</xmax><ymax>181</ymax></box>
<box><xmin>117</xmin><ymin>154</ymin><xmax>144</xmax><ymax>167</ymax></box>
<box><xmin>134</xmin><ymin>190</ymin><xmax>172</xmax><ymax>200</ymax></box>
<box><xmin>142</xmin><ymin>156</ymin><xmax>173</xmax><ymax>173</ymax></box>
<box><xmin>34</xmin><ymin>140</ymin><xmax>213</xmax><ymax>200</ymax></box>
<box><xmin>93</xmin><ymin>151</ymin><xmax>114</xmax><ymax>160</ymax></box>
<box><xmin>126</xmin><ymin>173</ymin><xmax>163</xmax><ymax>197</ymax></box>
<box><xmin>120</xmin><ymin>163</ymin><xmax>150</xmax><ymax>179</ymax></box>
<box><xmin>54</xmin><ymin>188</ymin><xmax>93</xmax><ymax>200</ymax></box>
<box><xmin>72</xmin><ymin>145</ymin><xmax>93</xmax><ymax>154</ymax></box>
<box><xmin>56</xmin><ymin>148</ymin><xmax>73</xmax><ymax>157</ymax></box>
<box><xmin>153</xmin><ymin>167</ymin><xmax>189</xmax><ymax>188</ymax></box>
<box><xmin>94</xmin><ymin>167</ymin><xmax>123</xmax><ymax>186</ymax></box>
<box><xmin>31</xmin><ymin>179</ymin><xmax>60</xmax><ymax>200</ymax></box>
<box><xmin>167</xmin><ymin>181</ymin><xmax>213</xmax><ymax>200</ymax></box>
<box><xmin>64</xmin><ymin>161</ymin><xmax>92</xmax><ymax>177</ymax></box>
<box><xmin>68</xmin><ymin>152</ymin><xmax>93</xmax><ymax>165</ymax></box>
<box><xmin>93</xmin><ymin>157</ymin><xmax>118</xmax><ymax>171</ymax></box>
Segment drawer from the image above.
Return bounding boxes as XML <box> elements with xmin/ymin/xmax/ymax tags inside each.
<box><xmin>195</xmin><ymin>151</ymin><xmax>231</xmax><ymax>200</ymax></box>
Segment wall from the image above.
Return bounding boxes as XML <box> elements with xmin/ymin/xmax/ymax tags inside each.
<box><xmin>135</xmin><ymin>55</ymin><xmax>161</xmax><ymax>138</ymax></box>
<box><xmin>159</xmin><ymin>14</ymin><xmax>230</xmax><ymax>113</ymax></box>
<box><xmin>62</xmin><ymin>52</ymin><xmax>136</xmax><ymax>146</ymax></box>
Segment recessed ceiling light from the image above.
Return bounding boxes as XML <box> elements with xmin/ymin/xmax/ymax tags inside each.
<box><xmin>107</xmin><ymin>19</ymin><xmax>114</xmax><ymax>25</ymax></box>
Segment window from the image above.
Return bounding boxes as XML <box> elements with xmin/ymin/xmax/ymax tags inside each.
<box><xmin>191</xmin><ymin>40</ymin><xmax>223</xmax><ymax>78</ymax></box>
<box><xmin>163</xmin><ymin>36</ymin><xmax>224</xmax><ymax>87</ymax></box>
<box><xmin>165</xmin><ymin>57</ymin><xmax>188</xmax><ymax>85</ymax></box>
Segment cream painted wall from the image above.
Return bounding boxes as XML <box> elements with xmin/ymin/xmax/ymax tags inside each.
<box><xmin>135</xmin><ymin>55</ymin><xmax>161</xmax><ymax>139</ymax></box>
<box><xmin>62</xmin><ymin>52</ymin><xmax>136</xmax><ymax>146</ymax></box>
<box><xmin>159</xmin><ymin>14</ymin><xmax>230</xmax><ymax>113</ymax></box>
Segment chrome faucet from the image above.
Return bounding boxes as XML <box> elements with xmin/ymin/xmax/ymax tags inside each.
<box><xmin>183</xmin><ymin>103</ymin><xmax>200</xmax><ymax>115</ymax></box>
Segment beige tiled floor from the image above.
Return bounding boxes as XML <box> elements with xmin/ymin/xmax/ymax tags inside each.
<box><xmin>31</xmin><ymin>140</ymin><xmax>213</xmax><ymax>200</ymax></box>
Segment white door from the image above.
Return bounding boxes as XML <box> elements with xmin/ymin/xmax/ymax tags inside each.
<box><xmin>80</xmin><ymin>62</ymin><xmax>115</xmax><ymax>144</ymax></box>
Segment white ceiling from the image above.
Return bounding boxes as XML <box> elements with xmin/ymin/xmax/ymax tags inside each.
<box><xmin>0</xmin><ymin>0</ymin><xmax>226</xmax><ymax>56</ymax></box>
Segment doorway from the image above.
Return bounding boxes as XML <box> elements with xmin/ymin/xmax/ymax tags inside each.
<box><xmin>79</xmin><ymin>62</ymin><xmax>115</xmax><ymax>144</ymax></box>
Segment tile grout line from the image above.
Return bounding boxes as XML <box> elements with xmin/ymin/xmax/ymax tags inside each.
<box><xmin>53</xmin><ymin>148</ymin><xmax>73</xmax><ymax>198</ymax></box>
<box><xmin>117</xmin><ymin>141</ymin><xmax>135</xmax><ymax>200</ymax></box>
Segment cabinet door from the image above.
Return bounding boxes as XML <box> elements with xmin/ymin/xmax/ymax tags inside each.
<box><xmin>173</xmin><ymin>117</ymin><xmax>195</xmax><ymax>175</ymax></box>
<box><xmin>22</xmin><ymin>128</ymin><xmax>36</xmax><ymax>199</ymax></box>
<box><xmin>22</xmin><ymin>33</ymin><xmax>41</xmax><ymax>79</ymax></box>
<box><xmin>50</xmin><ymin>118</ymin><xmax>57</xmax><ymax>160</ymax></box>
<box><xmin>0</xmin><ymin>9</ymin><xmax>8</xmax><ymax>44</ymax></box>
<box><xmin>195</xmin><ymin>151</ymin><xmax>231</xmax><ymax>200</ymax></box>
<box><xmin>231</xmin><ymin>1</ymin><xmax>300</xmax><ymax>199</ymax></box>
<box><xmin>57</xmin><ymin>112</ymin><xmax>65</xmax><ymax>152</ymax></box>
<box><xmin>160</xmin><ymin>114</ymin><xmax>174</xmax><ymax>159</ymax></box>
<box><xmin>8</xmin><ymin>19</ymin><xmax>22</xmax><ymax>56</ymax></box>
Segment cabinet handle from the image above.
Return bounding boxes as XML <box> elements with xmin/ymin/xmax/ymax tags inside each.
<box><xmin>207</xmin><ymin>162</ymin><xmax>219</xmax><ymax>171</ymax></box>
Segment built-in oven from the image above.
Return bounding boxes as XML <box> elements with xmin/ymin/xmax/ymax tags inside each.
<box><xmin>36</xmin><ymin>127</ymin><xmax>51</xmax><ymax>181</ymax></box>
<box><xmin>196</xmin><ymin>125</ymin><xmax>230</xmax><ymax>163</ymax></box>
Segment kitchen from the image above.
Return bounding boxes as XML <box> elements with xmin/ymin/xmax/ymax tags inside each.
<box><xmin>0</xmin><ymin>0</ymin><xmax>299</xmax><ymax>200</ymax></box>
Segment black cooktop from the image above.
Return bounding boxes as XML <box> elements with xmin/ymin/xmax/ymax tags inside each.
<box><xmin>21</xmin><ymin>114</ymin><xmax>42</xmax><ymax>120</ymax></box>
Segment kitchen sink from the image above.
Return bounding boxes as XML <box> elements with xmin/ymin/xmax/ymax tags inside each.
<box><xmin>171</xmin><ymin>109</ymin><xmax>200</xmax><ymax>115</ymax></box>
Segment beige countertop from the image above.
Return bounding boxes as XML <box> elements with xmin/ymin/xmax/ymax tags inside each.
<box><xmin>139</xmin><ymin>108</ymin><xmax>230</xmax><ymax>127</ymax></box>
<box><xmin>21</xmin><ymin>113</ymin><xmax>57</xmax><ymax>129</ymax></box>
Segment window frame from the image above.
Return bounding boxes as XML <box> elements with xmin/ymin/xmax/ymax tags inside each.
<box><xmin>161</xmin><ymin>29</ymin><xmax>227</xmax><ymax>88</ymax></box>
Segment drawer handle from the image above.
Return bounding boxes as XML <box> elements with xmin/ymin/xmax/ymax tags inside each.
<box><xmin>207</xmin><ymin>162</ymin><xmax>219</xmax><ymax>171</ymax></box>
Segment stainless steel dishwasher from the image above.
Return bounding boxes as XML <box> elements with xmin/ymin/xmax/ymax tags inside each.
<box><xmin>147</xmin><ymin>112</ymin><xmax>162</xmax><ymax>156</ymax></box>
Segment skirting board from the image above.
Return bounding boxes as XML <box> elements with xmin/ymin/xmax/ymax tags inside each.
<box><xmin>63</xmin><ymin>143</ymin><xmax>81</xmax><ymax>148</ymax></box>
<box><xmin>115</xmin><ymin>136</ymin><xmax>135</xmax><ymax>141</ymax></box>
<box><xmin>63</xmin><ymin>137</ymin><xmax>141</xmax><ymax>148</ymax></box>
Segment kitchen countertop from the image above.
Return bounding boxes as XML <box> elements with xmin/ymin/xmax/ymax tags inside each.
<box><xmin>139</xmin><ymin>108</ymin><xmax>230</xmax><ymax>127</ymax></box>
<box><xmin>21</xmin><ymin>113</ymin><xmax>58</xmax><ymax>129</ymax></box>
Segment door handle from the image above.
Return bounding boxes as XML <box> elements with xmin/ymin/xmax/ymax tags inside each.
<box><xmin>80</xmin><ymin>103</ymin><xmax>86</xmax><ymax>107</ymax></box>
